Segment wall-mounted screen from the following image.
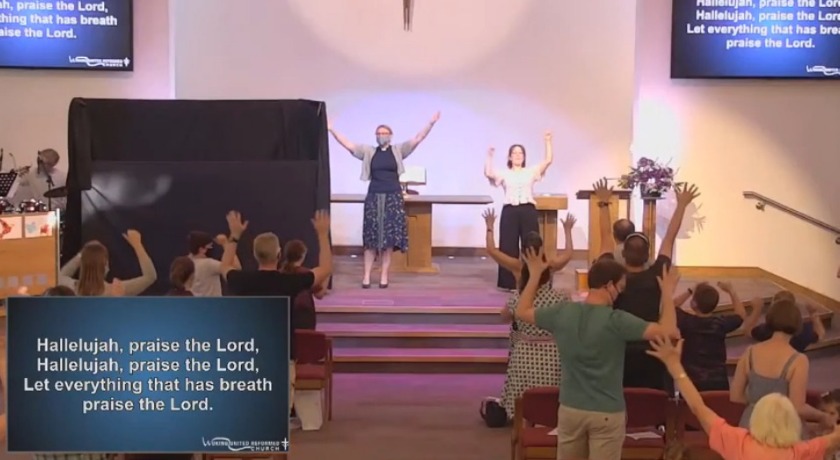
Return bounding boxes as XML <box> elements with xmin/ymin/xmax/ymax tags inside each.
<box><xmin>0</xmin><ymin>0</ymin><xmax>133</xmax><ymax>71</ymax></box>
<box><xmin>671</xmin><ymin>0</ymin><xmax>840</xmax><ymax>79</ymax></box>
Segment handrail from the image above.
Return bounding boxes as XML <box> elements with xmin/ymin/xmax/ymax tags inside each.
<box><xmin>743</xmin><ymin>191</ymin><xmax>840</xmax><ymax>244</ymax></box>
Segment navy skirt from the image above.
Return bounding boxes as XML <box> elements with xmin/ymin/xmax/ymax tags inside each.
<box><xmin>362</xmin><ymin>191</ymin><xmax>408</xmax><ymax>252</ymax></box>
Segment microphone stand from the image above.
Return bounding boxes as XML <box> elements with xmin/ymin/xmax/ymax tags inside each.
<box><xmin>41</xmin><ymin>161</ymin><xmax>55</xmax><ymax>211</ymax></box>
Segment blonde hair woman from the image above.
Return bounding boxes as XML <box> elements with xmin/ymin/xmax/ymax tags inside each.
<box><xmin>59</xmin><ymin>230</ymin><xmax>157</xmax><ymax>296</ymax></box>
<box><xmin>648</xmin><ymin>336</ymin><xmax>840</xmax><ymax>459</ymax></box>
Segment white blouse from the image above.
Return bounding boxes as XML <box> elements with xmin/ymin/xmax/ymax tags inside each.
<box><xmin>494</xmin><ymin>166</ymin><xmax>542</xmax><ymax>205</ymax></box>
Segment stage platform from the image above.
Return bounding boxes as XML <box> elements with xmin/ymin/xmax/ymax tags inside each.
<box><xmin>316</xmin><ymin>256</ymin><xmax>840</xmax><ymax>373</ymax></box>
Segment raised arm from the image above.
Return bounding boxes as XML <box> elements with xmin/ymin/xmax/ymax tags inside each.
<box><xmin>592</xmin><ymin>178</ymin><xmax>615</xmax><ymax>256</ymax></box>
<box><xmin>308</xmin><ymin>210</ymin><xmax>333</xmax><ymax>288</ymax></box>
<box><xmin>648</xmin><ymin>338</ymin><xmax>720</xmax><ymax>433</ymax></box>
<box><xmin>674</xmin><ymin>289</ymin><xmax>693</xmax><ymax>309</ymax></box>
<box><xmin>215</xmin><ymin>234</ymin><xmax>241</xmax><ymax>270</ymax></box>
<box><xmin>535</xmin><ymin>131</ymin><xmax>554</xmax><ymax>178</ymax></box>
<box><xmin>659</xmin><ymin>183</ymin><xmax>700</xmax><ymax>260</ymax></box>
<box><xmin>805</xmin><ymin>303</ymin><xmax>827</xmax><ymax>341</ymax></box>
<box><xmin>640</xmin><ymin>265</ymin><xmax>680</xmax><ymax>340</ymax></box>
<box><xmin>59</xmin><ymin>252</ymin><xmax>82</xmax><ymax>286</ymax></box>
<box><xmin>740</xmin><ymin>297</ymin><xmax>765</xmax><ymax>334</ymax></box>
<box><xmin>220</xmin><ymin>211</ymin><xmax>248</xmax><ymax>281</ymax></box>
<box><xmin>482</xmin><ymin>208</ymin><xmax>521</xmax><ymax>275</ymax></box>
<box><xmin>548</xmin><ymin>213</ymin><xmax>576</xmax><ymax>271</ymax></box>
<box><xmin>717</xmin><ymin>281</ymin><xmax>746</xmax><ymax>319</ymax></box>
<box><xmin>118</xmin><ymin>230</ymin><xmax>158</xmax><ymax>296</ymax></box>
<box><xmin>484</xmin><ymin>147</ymin><xmax>501</xmax><ymax>186</ymax></box>
<box><xmin>402</xmin><ymin>111</ymin><xmax>440</xmax><ymax>156</ymax></box>
<box><xmin>327</xmin><ymin>121</ymin><xmax>365</xmax><ymax>159</ymax></box>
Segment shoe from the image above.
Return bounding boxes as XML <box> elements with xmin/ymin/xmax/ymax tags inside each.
<box><xmin>379</xmin><ymin>283</ymin><xmax>389</xmax><ymax>289</ymax></box>
<box><xmin>362</xmin><ymin>283</ymin><xmax>371</xmax><ymax>289</ymax></box>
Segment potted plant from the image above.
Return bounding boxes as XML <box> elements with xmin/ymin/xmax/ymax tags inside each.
<box><xmin>618</xmin><ymin>157</ymin><xmax>676</xmax><ymax>198</ymax></box>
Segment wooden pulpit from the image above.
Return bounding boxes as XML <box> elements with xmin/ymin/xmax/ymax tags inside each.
<box><xmin>575</xmin><ymin>189</ymin><xmax>632</xmax><ymax>264</ymax></box>
<box><xmin>641</xmin><ymin>196</ymin><xmax>663</xmax><ymax>261</ymax></box>
<box><xmin>535</xmin><ymin>194</ymin><xmax>568</xmax><ymax>256</ymax></box>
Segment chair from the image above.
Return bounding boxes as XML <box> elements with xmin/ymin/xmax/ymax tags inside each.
<box><xmin>294</xmin><ymin>330</ymin><xmax>334</xmax><ymax>421</ymax></box>
<box><xmin>622</xmin><ymin>388</ymin><xmax>673</xmax><ymax>460</ymax></box>
<box><xmin>512</xmin><ymin>386</ymin><xmax>559</xmax><ymax>460</ymax></box>
<box><xmin>677</xmin><ymin>391</ymin><xmax>746</xmax><ymax>450</ymax></box>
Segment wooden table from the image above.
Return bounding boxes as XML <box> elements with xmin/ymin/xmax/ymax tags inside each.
<box><xmin>575</xmin><ymin>189</ymin><xmax>632</xmax><ymax>264</ymax></box>
<box><xmin>331</xmin><ymin>194</ymin><xmax>493</xmax><ymax>273</ymax></box>
<box><xmin>535</xmin><ymin>195</ymin><xmax>568</xmax><ymax>256</ymax></box>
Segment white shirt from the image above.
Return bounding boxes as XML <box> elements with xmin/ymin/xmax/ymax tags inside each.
<box><xmin>13</xmin><ymin>168</ymin><xmax>66</xmax><ymax>209</ymax></box>
<box><xmin>190</xmin><ymin>256</ymin><xmax>223</xmax><ymax>297</ymax></box>
<box><xmin>495</xmin><ymin>166</ymin><xmax>541</xmax><ymax>205</ymax></box>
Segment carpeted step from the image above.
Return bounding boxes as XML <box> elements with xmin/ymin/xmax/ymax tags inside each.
<box><xmin>315</xmin><ymin>305</ymin><xmax>503</xmax><ymax>325</ymax></box>
<box><xmin>317</xmin><ymin>322</ymin><xmax>510</xmax><ymax>349</ymax></box>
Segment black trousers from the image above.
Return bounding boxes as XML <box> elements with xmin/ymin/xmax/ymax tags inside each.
<box><xmin>497</xmin><ymin>203</ymin><xmax>539</xmax><ymax>290</ymax></box>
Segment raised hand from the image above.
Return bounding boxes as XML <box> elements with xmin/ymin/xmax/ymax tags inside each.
<box><xmin>523</xmin><ymin>247</ymin><xmax>548</xmax><ymax>275</ymax></box>
<box><xmin>226</xmin><ymin>211</ymin><xmax>248</xmax><ymax>238</ymax></box>
<box><xmin>16</xmin><ymin>286</ymin><xmax>29</xmax><ymax>296</ymax></box>
<box><xmin>646</xmin><ymin>336</ymin><xmax>683</xmax><ymax>368</ymax></box>
<box><xmin>123</xmin><ymin>229</ymin><xmax>142</xmax><ymax>247</ymax></box>
<box><xmin>561</xmin><ymin>213</ymin><xmax>577</xmax><ymax>230</ymax></box>
<box><xmin>805</xmin><ymin>302</ymin><xmax>818</xmax><ymax>315</ymax></box>
<box><xmin>487</xmin><ymin>147</ymin><xmax>495</xmax><ymax>157</ymax></box>
<box><xmin>545</xmin><ymin>131</ymin><xmax>552</xmax><ymax>141</ymax></box>
<box><xmin>675</xmin><ymin>183</ymin><xmax>700</xmax><ymax>206</ymax></box>
<box><xmin>431</xmin><ymin>111</ymin><xmax>441</xmax><ymax>123</ymax></box>
<box><xmin>716</xmin><ymin>281</ymin><xmax>733</xmax><ymax>293</ymax></box>
<box><xmin>657</xmin><ymin>265</ymin><xmax>681</xmax><ymax>294</ymax></box>
<box><xmin>214</xmin><ymin>234</ymin><xmax>228</xmax><ymax>245</ymax></box>
<box><xmin>593</xmin><ymin>177</ymin><xmax>612</xmax><ymax>202</ymax></box>
<box><xmin>482</xmin><ymin>208</ymin><xmax>496</xmax><ymax>229</ymax></box>
<box><xmin>110</xmin><ymin>279</ymin><xmax>125</xmax><ymax>297</ymax></box>
<box><xmin>312</xmin><ymin>210</ymin><xmax>331</xmax><ymax>234</ymax></box>
<box><xmin>327</xmin><ymin>118</ymin><xmax>333</xmax><ymax>131</ymax></box>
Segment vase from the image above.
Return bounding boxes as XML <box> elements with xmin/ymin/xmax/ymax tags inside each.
<box><xmin>640</xmin><ymin>185</ymin><xmax>662</xmax><ymax>198</ymax></box>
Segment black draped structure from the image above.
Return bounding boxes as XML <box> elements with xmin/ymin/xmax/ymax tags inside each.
<box><xmin>64</xmin><ymin>98</ymin><xmax>331</xmax><ymax>294</ymax></box>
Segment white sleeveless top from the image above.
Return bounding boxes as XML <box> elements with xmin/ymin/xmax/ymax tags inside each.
<box><xmin>496</xmin><ymin>166</ymin><xmax>541</xmax><ymax>205</ymax></box>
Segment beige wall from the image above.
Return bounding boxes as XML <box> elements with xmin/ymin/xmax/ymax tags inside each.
<box><xmin>0</xmin><ymin>0</ymin><xmax>173</xmax><ymax>172</ymax></box>
<box><xmin>634</xmin><ymin>0</ymin><xmax>840</xmax><ymax>299</ymax></box>
<box><xmin>172</xmin><ymin>0</ymin><xmax>638</xmax><ymax>248</ymax></box>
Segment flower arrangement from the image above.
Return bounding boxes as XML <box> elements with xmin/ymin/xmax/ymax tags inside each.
<box><xmin>618</xmin><ymin>157</ymin><xmax>676</xmax><ymax>197</ymax></box>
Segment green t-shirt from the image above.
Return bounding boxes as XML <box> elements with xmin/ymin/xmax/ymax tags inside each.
<box><xmin>535</xmin><ymin>301</ymin><xmax>649</xmax><ymax>413</ymax></box>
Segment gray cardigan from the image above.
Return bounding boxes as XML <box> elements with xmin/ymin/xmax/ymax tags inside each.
<box><xmin>351</xmin><ymin>141</ymin><xmax>416</xmax><ymax>181</ymax></box>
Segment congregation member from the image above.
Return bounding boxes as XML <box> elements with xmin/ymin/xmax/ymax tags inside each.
<box><xmin>483</xmin><ymin>131</ymin><xmax>555</xmax><ymax>290</ymax></box>
<box><xmin>515</xmin><ymin>248</ymin><xmax>679</xmax><ymax>460</ymax></box>
<box><xmin>219</xmin><ymin>209</ymin><xmax>333</xmax><ymax>431</ymax></box>
<box><xmin>596</xmin><ymin>178</ymin><xmax>701</xmax><ymax>390</ymax></box>
<box><xmin>279</xmin><ymin>239</ymin><xmax>325</xmax><ymax>330</ymax></box>
<box><xmin>482</xmin><ymin>208</ymin><xmax>576</xmax><ymax>282</ymax></box>
<box><xmin>495</xmin><ymin>231</ymin><xmax>572</xmax><ymax>421</ymax></box>
<box><xmin>328</xmin><ymin>113</ymin><xmax>439</xmax><ymax>289</ymax></box>
<box><xmin>647</xmin><ymin>336</ymin><xmax>840</xmax><ymax>459</ymax></box>
<box><xmin>742</xmin><ymin>290</ymin><xmax>826</xmax><ymax>352</ymax></box>
<box><xmin>59</xmin><ymin>230</ymin><xmax>157</xmax><ymax>296</ymax></box>
<box><xmin>819</xmin><ymin>390</ymin><xmax>840</xmax><ymax>427</ymax></box>
<box><xmin>187</xmin><ymin>231</ymin><xmax>240</xmax><ymax>296</ymax></box>
<box><xmin>610</xmin><ymin>218</ymin><xmax>639</xmax><ymax>265</ymax></box>
<box><xmin>730</xmin><ymin>299</ymin><xmax>835</xmax><ymax>429</ymax></box>
<box><xmin>673</xmin><ymin>281</ymin><xmax>746</xmax><ymax>391</ymax></box>
<box><xmin>167</xmin><ymin>256</ymin><xmax>195</xmax><ymax>296</ymax></box>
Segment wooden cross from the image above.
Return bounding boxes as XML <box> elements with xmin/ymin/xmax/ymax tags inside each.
<box><xmin>403</xmin><ymin>0</ymin><xmax>412</xmax><ymax>31</ymax></box>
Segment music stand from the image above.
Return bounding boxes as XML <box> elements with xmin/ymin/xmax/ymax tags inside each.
<box><xmin>0</xmin><ymin>171</ymin><xmax>18</xmax><ymax>199</ymax></box>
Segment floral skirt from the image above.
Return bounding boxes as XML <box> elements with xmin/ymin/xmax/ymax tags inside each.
<box><xmin>362</xmin><ymin>191</ymin><xmax>408</xmax><ymax>252</ymax></box>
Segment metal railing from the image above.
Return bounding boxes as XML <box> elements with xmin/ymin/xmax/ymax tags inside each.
<box><xmin>743</xmin><ymin>191</ymin><xmax>840</xmax><ymax>245</ymax></box>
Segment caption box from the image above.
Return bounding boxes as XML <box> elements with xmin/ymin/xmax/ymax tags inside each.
<box><xmin>6</xmin><ymin>296</ymin><xmax>290</xmax><ymax>453</ymax></box>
